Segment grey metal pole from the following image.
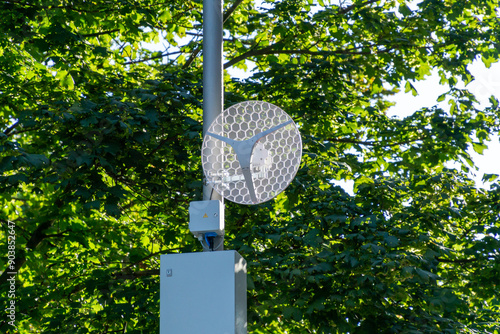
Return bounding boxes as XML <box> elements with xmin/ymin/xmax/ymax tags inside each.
<box><xmin>203</xmin><ymin>0</ymin><xmax>224</xmax><ymax>250</ymax></box>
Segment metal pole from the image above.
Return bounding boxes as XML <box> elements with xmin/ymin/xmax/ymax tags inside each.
<box><xmin>203</xmin><ymin>0</ymin><xmax>224</xmax><ymax>250</ymax></box>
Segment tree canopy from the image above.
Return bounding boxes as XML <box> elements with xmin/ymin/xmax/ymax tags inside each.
<box><xmin>1</xmin><ymin>0</ymin><xmax>500</xmax><ymax>333</ymax></box>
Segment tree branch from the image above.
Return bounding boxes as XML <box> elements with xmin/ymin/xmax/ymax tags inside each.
<box><xmin>80</xmin><ymin>29</ymin><xmax>120</xmax><ymax>38</ymax></box>
<box><xmin>0</xmin><ymin>220</ymin><xmax>54</xmax><ymax>286</ymax></box>
<box><xmin>112</xmin><ymin>269</ymin><xmax>160</xmax><ymax>280</ymax></box>
<box><xmin>327</xmin><ymin>137</ymin><xmax>420</xmax><ymax>148</ymax></box>
<box><xmin>223</xmin><ymin>0</ymin><xmax>246</xmax><ymax>24</ymax></box>
<box><xmin>183</xmin><ymin>0</ymin><xmax>246</xmax><ymax>69</ymax></box>
<box><xmin>223</xmin><ymin>44</ymin><xmax>394</xmax><ymax>69</ymax></box>
<box><xmin>123</xmin><ymin>51</ymin><xmax>181</xmax><ymax>65</ymax></box>
<box><xmin>3</xmin><ymin>121</ymin><xmax>19</xmax><ymax>136</ymax></box>
<box><xmin>337</xmin><ymin>0</ymin><xmax>379</xmax><ymax>16</ymax></box>
<box><xmin>436</xmin><ymin>257</ymin><xmax>479</xmax><ymax>264</ymax></box>
<box><xmin>6</xmin><ymin>126</ymin><xmax>43</xmax><ymax>137</ymax></box>
<box><xmin>7</xmin><ymin>0</ymin><xmax>173</xmax><ymax>14</ymax></box>
<box><xmin>147</xmin><ymin>136</ymin><xmax>178</xmax><ymax>157</ymax></box>
<box><xmin>183</xmin><ymin>45</ymin><xmax>202</xmax><ymax>69</ymax></box>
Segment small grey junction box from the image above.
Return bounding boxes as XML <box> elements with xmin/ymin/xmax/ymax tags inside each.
<box><xmin>160</xmin><ymin>251</ymin><xmax>247</xmax><ymax>334</ymax></box>
<box><xmin>189</xmin><ymin>200</ymin><xmax>224</xmax><ymax>237</ymax></box>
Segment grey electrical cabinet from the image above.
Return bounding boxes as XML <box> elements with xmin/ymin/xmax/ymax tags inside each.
<box><xmin>160</xmin><ymin>251</ymin><xmax>247</xmax><ymax>334</ymax></box>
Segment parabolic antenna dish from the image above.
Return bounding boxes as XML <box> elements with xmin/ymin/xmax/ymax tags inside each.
<box><xmin>202</xmin><ymin>101</ymin><xmax>302</xmax><ymax>205</ymax></box>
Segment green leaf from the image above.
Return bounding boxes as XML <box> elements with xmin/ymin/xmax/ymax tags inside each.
<box><xmin>398</xmin><ymin>4</ymin><xmax>412</xmax><ymax>16</ymax></box>
<box><xmin>7</xmin><ymin>173</ymin><xmax>29</xmax><ymax>185</ymax></box>
<box><xmin>476</xmin><ymin>129</ymin><xmax>489</xmax><ymax>141</ymax></box>
<box><xmin>482</xmin><ymin>173</ymin><xmax>498</xmax><ymax>182</ymax></box>
<box><xmin>22</xmin><ymin>153</ymin><xmax>50</xmax><ymax>168</ymax></box>
<box><xmin>404</xmin><ymin>81</ymin><xmax>418</xmax><ymax>96</ymax></box>
<box><xmin>283</xmin><ymin>307</ymin><xmax>302</xmax><ymax>321</ymax></box>
<box><xmin>472</xmin><ymin>142</ymin><xmax>487</xmax><ymax>154</ymax></box>
<box><xmin>384</xmin><ymin>235</ymin><xmax>400</xmax><ymax>247</ymax></box>
<box><xmin>303</xmin><ymin>229</ymin><xmax>321</xmax><ymax>247</ymax></box>
<box><xmin>104</xmin><ymin>203</ymin><xmax>121</xmax><ymax>216</ymax></box>
<box><xmin>481</xmin><ymin>54</ymin><xmax>496</xmax><ymax>68</ymax></box>
<box><xmin>56</xmin><ymin>70</ymin><xmax>75</xmax><ymax>89</ymax></box>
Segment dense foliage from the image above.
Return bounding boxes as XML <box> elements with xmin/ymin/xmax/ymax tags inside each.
<box><xmin>1</xmin><ymin>0</ymin><xmax>499</xmax><ymax>332</ymax></box>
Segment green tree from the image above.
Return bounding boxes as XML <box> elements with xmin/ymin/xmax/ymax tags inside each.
<box><xmin>1</xmin><ymin>0</ymin><xmax>499</xmax><ymax>333</ymax></box>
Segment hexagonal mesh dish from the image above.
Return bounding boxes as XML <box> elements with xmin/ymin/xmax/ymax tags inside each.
<box><xmin>202</xmin><ymin>101</ymin><xmax>302</xmax><ymax>205</ymax></box>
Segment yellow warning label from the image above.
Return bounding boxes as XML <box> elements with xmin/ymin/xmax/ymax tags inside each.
<box><xmin>203</xmin><ymin>213</ymin><xmax>208</xmax><ymax>218</ymax></box>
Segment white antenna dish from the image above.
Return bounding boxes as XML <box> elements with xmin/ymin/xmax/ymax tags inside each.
<box><xmin>202</xmin><ymin>101</ymin><xmax>302</xmax><ymax>205</ymax></box>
